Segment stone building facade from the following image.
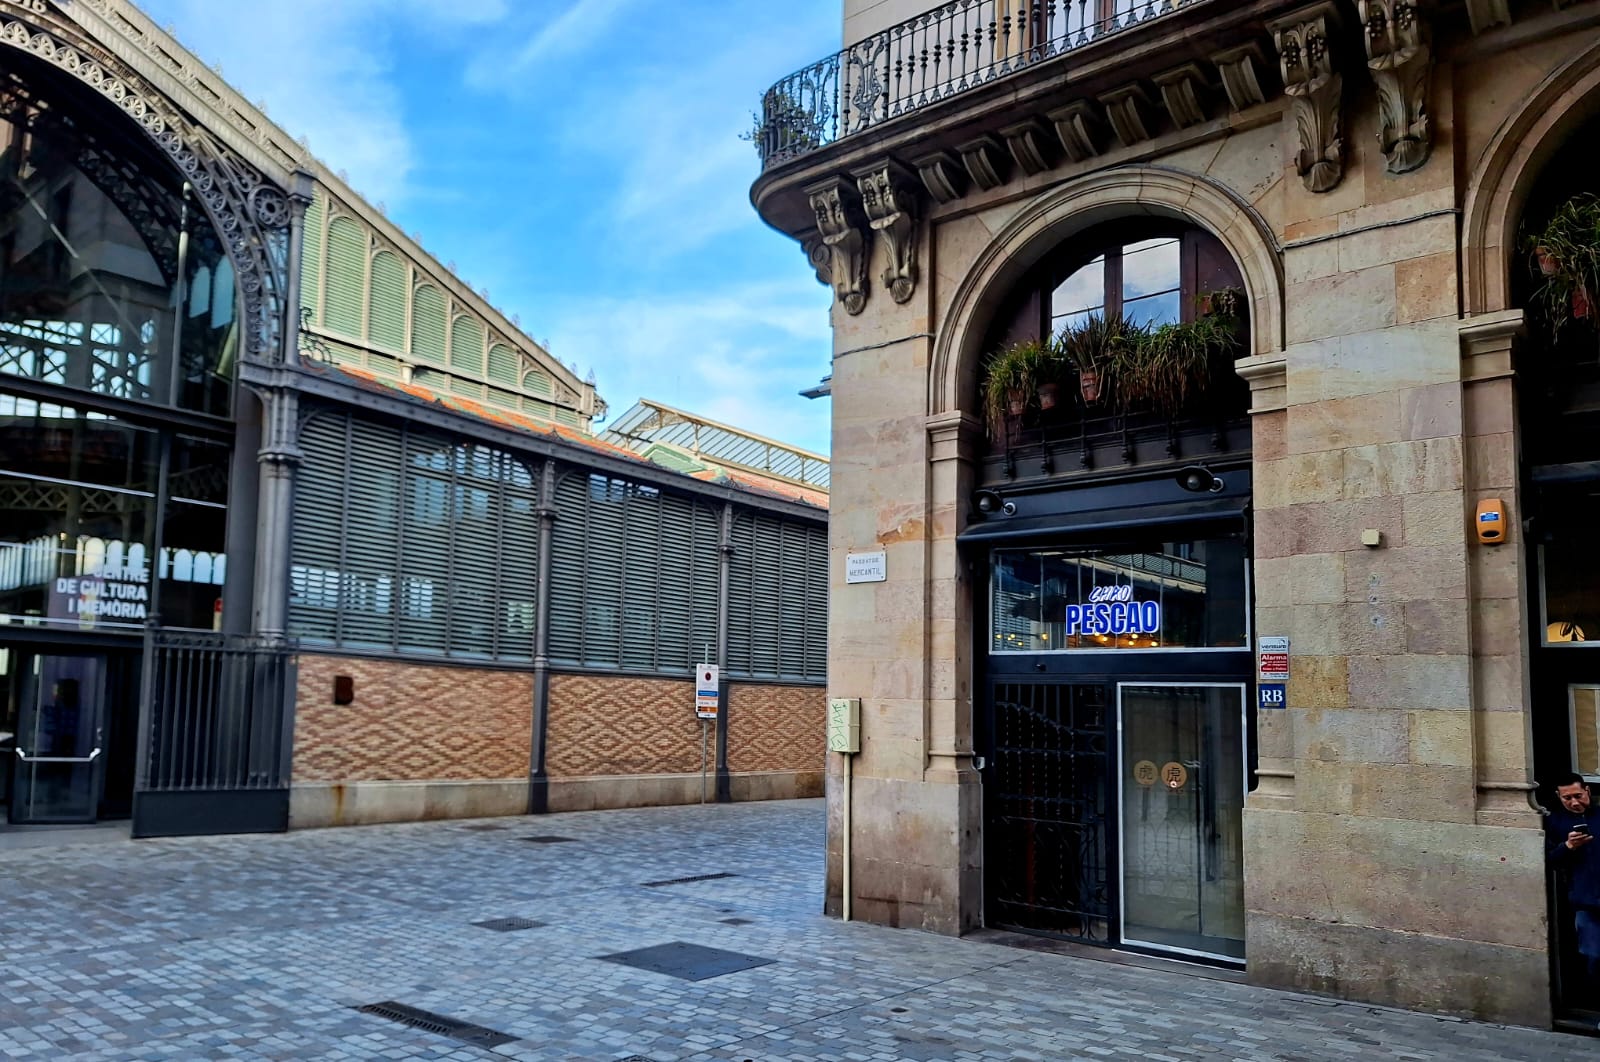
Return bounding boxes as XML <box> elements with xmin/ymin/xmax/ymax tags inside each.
<box><xmin>750</xmin><ymin>0</ymin><xmax>1600</xmax><ymax>1031</ymax></box>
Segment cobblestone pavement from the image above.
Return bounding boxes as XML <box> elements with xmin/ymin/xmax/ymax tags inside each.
<box><xmin>0</xmin><ymin>799</ymin><xmax>1592</xmax><ymax>1061</ymax></box>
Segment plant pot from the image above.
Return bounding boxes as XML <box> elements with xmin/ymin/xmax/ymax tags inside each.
<box><xmin>1078</xmin><ymin>368</ymin><xmax>1102</xmax><ymax>404</ymax></box>
<box><xmin>1576</xmin><ymin>285</ymin><xmax>1593</xmax><ymax>320</ymax></box>
<box><xmin>1007</xmin><ymin>390</ymin><xmax>1027</xmax><ymax>417</ymax></box>
<box><xmin>1037</xmin><ymin>382</ymin><xmax>1059</xmax><ymax>411</ymax></box>
<box><xmin>1537</xmin><ymin>246</ymin><xmax>1561</xmax><ymax>276</ymax></box>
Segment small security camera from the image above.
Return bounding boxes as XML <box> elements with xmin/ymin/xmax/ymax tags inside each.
<box><xmin>1177</xmin><ymin>465</ymin><xmax>1225</xmax><ymax>494</ymax></box>
<box><xmin>973</xmin><ymin>489</ymin><xmax>1004</xmax><ymax>514</ymax></box>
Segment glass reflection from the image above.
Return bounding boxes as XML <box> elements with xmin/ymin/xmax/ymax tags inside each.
<box><xmin>991</xmin><ymin>537</ymin><xmax>1247</xmax><ymax>652</ymax></box>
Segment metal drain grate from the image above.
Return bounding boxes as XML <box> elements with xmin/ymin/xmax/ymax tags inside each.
<box><xmin>472</xmin><ymin>917</ymin><xmax>546</xmax><ymax>932</ymax></box>
<box><xmin>719</xmin><ymin>917</ymin><xmax>753</xmax><ymax>925</ymax></box>
<box><xmin>597</xmin><ymin>941</ymin><xmax>774</xmax><ymax>981</ymax></box>
<box><xmin>353</xmin><ymin>1001</ymin><xmax>516</xmax><ymax>1048</ymax></box>
<box><xmin>519</xmin><ymin>835</ymin><xmax>578</xmax><ymax>844</ymax></box>
<box><xmin>640</xmin><ymin>872</ymin><xmax>737</xmax><ymax>887</ymax></box>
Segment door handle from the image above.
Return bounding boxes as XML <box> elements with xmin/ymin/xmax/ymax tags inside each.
<box><xmin>14</xmin><ymin>747</ymin><xmax>101</xmax><ymax>764</ymax></box>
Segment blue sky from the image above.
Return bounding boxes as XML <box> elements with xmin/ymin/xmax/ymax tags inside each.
<box><xmin>139</xmin><ymin>0</ymin><xmax>839</xmax><ymax>455</ymax></box>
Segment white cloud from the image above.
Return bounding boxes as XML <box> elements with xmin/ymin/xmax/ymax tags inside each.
<box><xmin>139</xmin><ymin>0</ymin><xmax>507</xmax><ymax>206</ymax></box>
<box><xmin>539</xmin><ymin>282</ymin><xmax>834</xmax><ymax>453</ymax></box>
<box><xmin>503</xmin><ymin>0</ymin><xmax>639</xmax><ymax>68</ymax></box>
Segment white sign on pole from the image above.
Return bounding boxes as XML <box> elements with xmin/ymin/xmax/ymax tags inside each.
<box><xmin>1257</xmin><ymin>636</ymin><xmax>1290</xmax><ymax>681</ymax></box>
<box><xmin>845</xmin><ymin>550</ymin><xmax>887</xmax><ymax>584</ymax></box>
<box><xmin>695</xmin><ymin>664</ymin><xmax>720</xmax><ymax>720</ymax></box>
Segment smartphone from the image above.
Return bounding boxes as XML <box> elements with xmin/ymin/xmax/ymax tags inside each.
<box><xmin>1575</xmin><ymin>824</ymin><xmax>1592</xmax><ymax>836</ymax></box>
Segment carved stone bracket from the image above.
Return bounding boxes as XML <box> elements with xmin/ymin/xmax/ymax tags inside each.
<box><xmin>1271</xmin><ymin>3</ymin><xmax>1345</xmax><ymax>193</ymax></box>
<box><xmin>1463</xmin><ymin>0</ymin><xmax>1511</xmax><ymax>34</ymax></box>
<box><xmin>1360</xmin><ymin>1</ymin><xmax>1433</xmax><ymax>174</ymax></box>
<box><xmin>805</xmin><ymin>176</ymin><xmax>870</xmax><ymax>315</ymax></box>
<box><xmin>855</xmin><ymin>161</ymin><xmax>920</xmax><ymax>305</ymax></box>
<box><xmin>999</xmin><ymin>118</ymin><xmax>1057</xmax><ymax>177</ymax></box>
<box><xmin>801</xmin><ymin>234</ymin><xmax>831</xmax><ymax>286</ymax></box>
<box><xmin>1100</xmin><ymin>84</ymin><xmax>1154</xmax><ymax>147</ymax></box>
<box><xmin>912</xmin><ymin>149</ymin><xmax>968</xmax><ymax>204</ymax></box>
<box><xmin>956</xmin><ymin>135</ymin><xmax>1008</xmax><ymax>192</ymax></box>
<box><xmin>1153</xmin><ymin>64</ymin><xmax>1209</xmax><ymax>129</ymax></box>
<box><xmin>1047</xmin><ymin>101</ymin><xmax>1103</xmax><ymax>163</ymax></box>
<box><xmin>1212</xmin><ymin>42</ymin><xmax>1270</xmax><ymax>112</ymax></box>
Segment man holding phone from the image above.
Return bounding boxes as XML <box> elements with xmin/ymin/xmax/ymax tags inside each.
<box><xmin>1549</xmin><ymin>772</ymin><xmax>1600</xmax><ymax>992</ymax></box>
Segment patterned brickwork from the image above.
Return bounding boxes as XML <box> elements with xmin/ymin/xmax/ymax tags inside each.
<box><xmin>727</xmin><ymin>683</ymin><xmax>825</xmax><ymax>773</ymax></box>
<box><xmin>292</xmin><ymin>655</ymin><xmax>531</xmax><ymax>782</ymax></box>
<box><xmin>546</xmin><ymin>674</ymin><xmax>700</xmax><ymax>777</ymax></box>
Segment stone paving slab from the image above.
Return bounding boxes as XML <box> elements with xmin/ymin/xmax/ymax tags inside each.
<box><xmin>0</xmin><ymin>799</ymin><xmax>1593</xmax><ymax>1060</ymax></box>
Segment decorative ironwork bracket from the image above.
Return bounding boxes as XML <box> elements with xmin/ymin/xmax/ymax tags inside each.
<box><xmin>805</xmin><ymin>176</ymin><xmax>870</xmax><ymax>315</ymax></box>
<box><xmin>855</xmin><ymin>161</ymin><xmax>920</xmax><ymax>305</ymax></box>
<box><xmin>1360</xmin><ymin>1</ymin><xmax>1433</xmax><ymax>174</ymax></box>
<box><xmin>1271</xmin><ymin>3</ymin><xmax>1345</xmax><ymax>193</ymax></box>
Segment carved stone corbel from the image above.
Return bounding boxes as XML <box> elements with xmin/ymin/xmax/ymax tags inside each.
<box><xmin>1271</xmin><ymin>3</ymin><xmax>1345</xmax><ymax>193</ymax></box>
<box><xmin>912</xmin><ymin>150</ymin><xmax>968</xmax><ymax>204</ymax></box>
<box><xmin>856</xmin><ymin>162</ymin><xmax>920</xmax><ymax>305</ymax></box>
<box><xmin>1047</xmin><ymin>101</ymin><xmax>1103</xmax><ymax>163</ymax></box>
<box><xmin>1211</xmin><ymin>42</ymin><xmax>1270</xmax><ymax>112</ymax></box>
<box><xmin>801</xmin><ymin>234</ymin><xmax>831</xmax><ymax>286</ymax></box>
<box><xmin>1360</xmin><ymin>1</ymin><xmax>1433</xmax><ymax>174</ymax></box>
<box><xmin>999</xmin><ymin>118</ymin><xmax>1057</xmax><ymax>176</ymax></box>
<box><xmin>1463</xmin><ymin>0</ymin><xmax>1510</xmax><ymax>34</ymax></box>
<box><xmin>805</xmin><ymin>177</ymin><xmax>870</xmax><ymax>315</ymax></box>
<box><xmin>957</xmin><ymin>135</ymin><xmax>1009</xmax><ymax>191</ymax></box>
<box><xmin>1100</xmin><ymin>84</ymin><xmax>1154</xmax><ymax>147</ymax></box>
<box><xmin>1153</xmin><ymin>64</ymin><xmax>1210</xmax><ymax>129</ymax></box>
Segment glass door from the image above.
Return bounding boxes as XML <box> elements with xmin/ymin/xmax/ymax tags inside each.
<box><xmin>10</xmin><ymin>654</ymin><xmax>105</xmax><ymax>824</ymax></box>
<box><xmin>1117</xmin><ymin>682</ymin><xmax>1246</xmax><ymax>961</ymax></box>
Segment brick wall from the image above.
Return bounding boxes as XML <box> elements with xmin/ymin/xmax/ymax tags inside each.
<box><xmin>293</xmin><ymin>654</ymin><xmax>531</xmax><ymax>782</ymax></box>
<box><xmin>727</xmin><ymin>683</ymin><xmax>825</xmax><ymax>773</ymax></box>
<box><xmin>546</xmin><ymin>674</ymin><xmax>700</xmax><ymax>777</ymax></box>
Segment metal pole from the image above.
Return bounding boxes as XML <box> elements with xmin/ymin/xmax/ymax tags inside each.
<box><xmin>700</xmin><ymin>719</ymin><xmax>708</xmax><ymax>804</ymax></box>
<box><xmin>715</xmin><ymin>502</ymin><xmax>733</xmax><ymax>803</ymax></box>
<box><xmin>528</xmin><ymin>458</ymin><xmax>557</xmax><ymax>814</ymax></box>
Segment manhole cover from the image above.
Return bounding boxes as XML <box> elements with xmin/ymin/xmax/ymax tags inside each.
<box><xmin>719</xmin><ymin>917</ymin><xmax>753</xmax><ymax>926</ymax></box>
<box><xmin>353</xmin><ymin>1001</ymin><xmax>516</xmax><ymax>1048</ymax></box>
<box><xmin>597</xmin><ymin>941</ymin><xmax>774</xmax><ymax>981</ymax></box>
<box><xmin>520</xmin><ymin>835</ymin><xmax>578</xmax><ymax>844</ymax></box>
<box><xmin>472</xmin><ymin>917</ymin><xmax>546</xmax><ymax>932</ymax></box>
<box><xmin>640</xmin><ymin>872</ymin><xmax>737</xmax><ymax>887</ymax></box>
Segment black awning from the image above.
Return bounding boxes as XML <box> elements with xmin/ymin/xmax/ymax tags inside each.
<box><xmin>956</xmin><ymin>495</ymin><xmax>1247</xmax><ymax>544</ymax></box>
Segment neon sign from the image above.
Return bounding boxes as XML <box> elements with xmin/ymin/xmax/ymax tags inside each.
<box><xmin>1063</xmin><ymin>584</ymin><xmax>1161</xmax><ymax>637</ymax></box>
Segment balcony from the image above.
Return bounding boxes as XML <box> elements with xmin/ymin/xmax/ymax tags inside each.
<box><xmin>754</xmin><ymin>1</ymin><xmax>1216</xmax><ymax>171</ymax></box>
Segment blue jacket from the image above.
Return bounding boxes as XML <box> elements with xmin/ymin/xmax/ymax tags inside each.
<box><xmin>1547</xmin><ymin>806</ymin><xmax>1600</xmax><ymax>909</ymax></box>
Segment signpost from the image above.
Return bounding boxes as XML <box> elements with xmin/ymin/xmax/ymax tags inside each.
<box><xmin>696</xmin><ymin>663</ymin><xmax>719</xmax><ymax>803</ymax></box>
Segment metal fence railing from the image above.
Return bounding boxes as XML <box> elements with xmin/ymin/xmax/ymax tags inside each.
<box><xmin>754</xmin><ymin>0</ymin><xmax>1211</xmax><ymax>168</ymax></box>
<box><xmin>141</xmin><ymin>631</ymin><xmax>295</xmax><ymax>793</ymax></box>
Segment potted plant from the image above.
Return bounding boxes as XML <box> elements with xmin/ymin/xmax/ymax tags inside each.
<box><xmin>1524</xmin><ymin>193</ymin><xmax>1600</xmax><ymax>338</ymax></box>
<box><xmin>1114</xmin><ymin>313</ymin><xmax>1239</xmax><ymax>417</ymax></box>
<box><xmin>1056</xmin><ymin>312</ymin><xmax>1136</xmax><ymax>405</ymax></box>
<box><xmin>981</xmin><ymin>338</ymin><xmax>1050</xmax><ymax>437</ymax></box>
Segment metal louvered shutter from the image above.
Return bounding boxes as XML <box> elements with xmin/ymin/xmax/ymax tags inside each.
<box><xmin>749</xmin><ymin>516</ymin><xmax>784</xmax><ymax>677</ymax></box>
<box><xmin>487</xmin><ymin>344</ymin><xmax>519</xmax><ymax>387</ymax></box>
<box><xmin>803</xmin><ymin>524</ymin><xmax>829</xmax><ymax>680</ymax></box>
<box><xmin>369</xmin><ymin>252</ymin><xmax>405</xmax><ymax>351</ymax></box>
<box><xmin>778</xmin><ymin>521</ymin><xmax>813</xmax><ymax>680</ymax></box>
<box><xmin>726</xmin><ymin>512</ymin><xmax>757</xmax><ymax>677</ymax></box>
<box><xmin>288</xmin><ymin>413</ymin><xmax>348</xmax><ymax>643</ymax></box>
<box><xmin>548</xmin><ymin>471</ymin><xmax>596</xmax><ymax>666</ymax></box>
<box><xmin>324</xmin><ymin>217</ymin><xmax>365</xmax><ymax>339</ymax></box>
<box><xmin>339</xmin><ymin>419</ymin><xmax>403</xmax><ymax>649</ymax></box>
<box><xmin>300</xmin><ymin>195</ymin><xmax>324</xmax><ymax>326</ymax></box>
<box><xmin>618</xmin><ymin>486</ymin><xmax>659</xmax><ymax>670</ymax></box>
<box><xmin>396</xmin><ymin>429</ymin><xmax>450</xmax><ymax>655</ymax></box>
<box><xmin>495</xmin><ymin>456</ymin><xmax>540</xmax><ymax>662</ymax></box>
<box><xmin>691</xmin><ymin>502</ymin><xmax>721</xmax><ymax>671</ymax></box>
<box><xmin>445</xmin><ymin>443</ymin><xmax>500</xmax><ymax>658</ymax></box>
<box><xmin>412</xmin><ymin>285</ymin><xmax>447</xmax><ymax>365</ymax></box>
<box><xmin>450</xmin><ymin>316</ymin><xmax>485</xmax><ymax>374</ymax></box>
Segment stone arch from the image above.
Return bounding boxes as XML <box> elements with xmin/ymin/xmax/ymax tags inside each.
<box><xmin>1462</xmin><ymin>36</ymin><xmax>1600</xmax><ymax>318</ymax></box>
<box><xmin>930</xmin><ymin>165</ymin><xmax>1283</xmax><ymax>417</ymax></box>
<box><xmin>0</xmin><ymin>7</ymin><xmax>294</xmax><ymax>361</ymax></box>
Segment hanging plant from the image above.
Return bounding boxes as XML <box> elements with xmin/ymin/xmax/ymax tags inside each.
<box><xmin>981</xmin><ymin>338</ymin><xmax>1052</xmax><ymax>438</ymax></box>
<box><xmin>1056</xmin><ymin>312</ymin><xmax>1138</xmax><ymax>406</ymax></box>
<box><xmin>1114</xmin><ymin>314</ymin><xmax>1240</xmax><ymax>418</ymax></box>
<box><xmin>1524</xmin><ymin>193</ymin><xmax>1600</xmax><ymax>340</ymax></box>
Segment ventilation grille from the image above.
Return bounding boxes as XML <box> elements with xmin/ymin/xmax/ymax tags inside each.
<box><xmin>353</xmin><ymin>1001</ymin><xmax>516</xmax><ymax>1048</ymax></box>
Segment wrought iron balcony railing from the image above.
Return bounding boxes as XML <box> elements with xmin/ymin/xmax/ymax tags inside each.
<box><xmin>755</xmin><ymin>0</ymin><xmax>1213</xmax><ymax>169</ymax></box>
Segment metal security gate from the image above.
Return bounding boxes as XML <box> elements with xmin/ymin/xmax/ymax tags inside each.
<box><xmin>984</xmin><ymin>681</ymin><xmax>1112</xmax><ymax>944</ymax></box>
<box><xmin>131</xmin><ymin>632</ymin><xmax>295</xmax><ymax>838</ymax></box>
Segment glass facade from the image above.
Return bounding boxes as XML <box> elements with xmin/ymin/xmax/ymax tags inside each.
<box><xmin>990</xmin><ymin>535</ymin><xmax>1248</xmax><ymax>652</ymax></box>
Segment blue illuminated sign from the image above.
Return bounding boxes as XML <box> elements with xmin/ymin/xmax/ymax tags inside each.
<box><xmin>1063</xmin><ymin>585</ymin><xmax>1162</xmax><ymax>637</ymax></box>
